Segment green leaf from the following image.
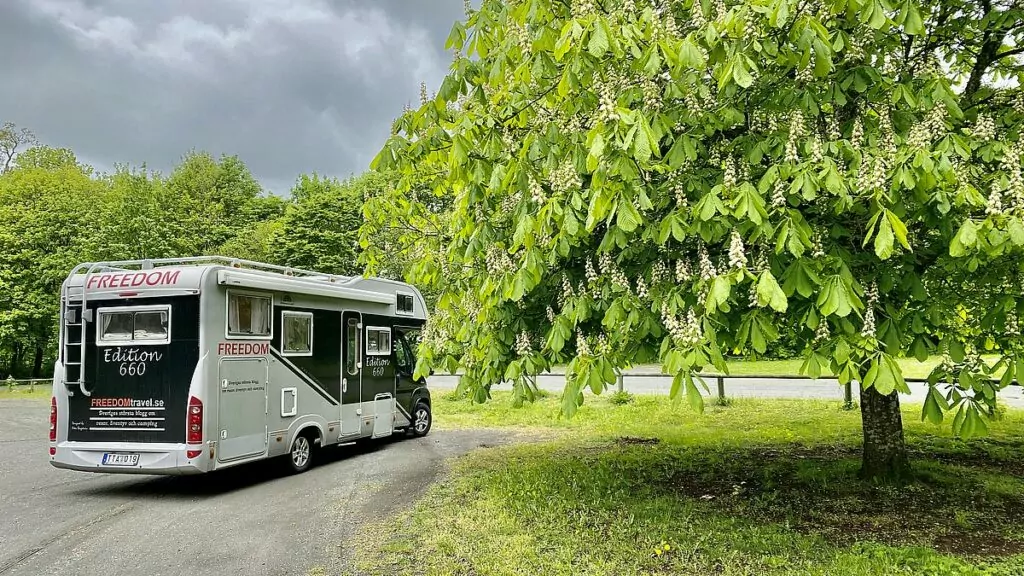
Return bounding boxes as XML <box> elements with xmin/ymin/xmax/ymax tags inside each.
<box><xmin>616</xmin><ymin>196</ymin><xmax>642</xmax><ymax>232</ymax></box>
<box><xmin>678</xmin><ymin>38</ymin><xmax>705</xmax><ymax>69</ymax></box>
<box><xmin>732</xmin><ymin>56</ymin><xmax>754</xmax><ymax>88</ymax></box>
<box><xmin>587</xmin><ymin>132</ymin><xmax>605</xmax><ymax>172</ymax></box>
<box><xmin>902</xmin><ymin>0</ymin><xmax>924</xmax><ymax>35</ymax></box>
<box><xmin>639</xmin><ymin>114</ymin><xmax>661</xmax><ymax>160</ymax></box>
<box><xmin>633</xmin><ymin>116</ymin><xmax>653</xmax><ymax>163</ymax></box>
<box><xmin>685</xmin><ymin>373</ymin><xmax>705</xmax><ymax>413</ymax></box>
<box><xmin>886</xmin><ymin>210</ymin><xmax>911</xmax><ymax>251</ymax></box>
<box><xmin>875</xmin><ymin>216</ymin><xmax>894</xmax><ymax>259</ymax></box>
<box><xmin>922</xmin><ymin>385</ymin><xmax>945</xmax><ymax>425</ymax></box>
<box><xmin>1008</xmin><ymin>217</ymin><xmax>1024</xmax><ymax>246</ymax></box>
<box><xmin>588</xmin><ymin>18</ymin><xmax>609</xmax><ymax>57</ymax></box>
<box><xmin>707</xmin><ymin>276</ymin><xmax>732</xmax><ymax>313</ymax></box>
<box><xmin>912</xmin><ymin>336</ymin><xmax>930</xmax><ymax>362</ymax></box>
<box><xmin>757</xmin><ymin>271</ymin><xmax>788</xmax><ymax>312</ymax></box>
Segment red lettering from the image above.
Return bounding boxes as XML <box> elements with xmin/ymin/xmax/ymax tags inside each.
<box><xmin>86</xmin><ymin>276</ymin><xmax>98</xmax><ymax>289</ymax></box>
<box><xmin>131</xmin><ymin>273</ymin><xmax>146</xmax><ymax>287</ymax></box>
<box><xmin>164</xmin><ymin>271</ymin><xmax>180</xmax><ymax>285</ymax></box>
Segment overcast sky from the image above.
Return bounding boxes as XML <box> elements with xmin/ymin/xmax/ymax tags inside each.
<box><xmin>0</xmin><ymin>0</ymin><xmax>467</xmax><ymax>195</ymax></box>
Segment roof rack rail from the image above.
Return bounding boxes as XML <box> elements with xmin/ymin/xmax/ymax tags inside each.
<box><xmin>63</xmin><ymin>256</ymin><xmax>356</xmax><ymax>285</ymax></box>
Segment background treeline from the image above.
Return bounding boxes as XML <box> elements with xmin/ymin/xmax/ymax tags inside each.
<box><xmin>0</xmin><ymin>123</ymin><xmax>397</xmax><ymax>379</ymax></box>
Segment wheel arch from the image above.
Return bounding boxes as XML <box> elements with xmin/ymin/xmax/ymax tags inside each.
<box><xmin>288</xmin><ymin>422</ymin><xmax>324</xmax><ymax>449</ymax></box>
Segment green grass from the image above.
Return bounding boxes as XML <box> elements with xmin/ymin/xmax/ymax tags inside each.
<box><xmin>0</xmin><ymin>385</ymin><xmax>51</xmax><ymax>401</ymax></box>
<box><xmin>355</xmin><ymin>393</ymin><xmax>1024</xmax><ymax>575</ymax></box>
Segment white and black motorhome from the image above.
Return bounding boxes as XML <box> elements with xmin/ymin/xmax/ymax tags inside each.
<box><xmin>49</xmin><ymin>257</ymin><xmax>432</xmax><ymax>475</ymax></box>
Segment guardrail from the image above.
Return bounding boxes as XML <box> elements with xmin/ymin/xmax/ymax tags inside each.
<box><xmin>436</xmin><ymin>371</ymin><xmax>1019</xmax><ymax>412</ymax></box>
<box><xmin>4</xmin><ymin>378</ymin><xmax>51</xmax><ymax>393</ymax></box>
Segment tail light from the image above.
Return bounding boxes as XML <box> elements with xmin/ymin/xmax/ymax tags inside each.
<box><xmin>49</xmin><ymin>397</ymin><xmax>57</xmax><ymax>455</ymax></box>
<box><xmin>186</xmin><ymin>396</ymin><xmax>203</xmax><ymax>458</ymax></box>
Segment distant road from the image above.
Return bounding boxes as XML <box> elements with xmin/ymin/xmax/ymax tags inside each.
<box><xmin>427</xmin><ymin>370</ymin><xmax>1024</xmax><ymax>409</ymax></box>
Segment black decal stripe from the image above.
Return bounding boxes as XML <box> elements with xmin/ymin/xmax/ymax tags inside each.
<box><xmin>269</xmin><ymin>346</ymin><xmax>339</xmax><ymax>406</ymax></box>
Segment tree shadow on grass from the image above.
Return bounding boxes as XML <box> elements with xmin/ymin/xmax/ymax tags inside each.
<box><xmin>625</xmin><ymin>439</ymin><xmax>1024</xmax><ymax>558</ymax></box>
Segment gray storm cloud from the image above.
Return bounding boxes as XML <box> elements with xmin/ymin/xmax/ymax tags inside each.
<box><xmin>0</xmin><ymin>0</ymin><xmax>467</xmax><ymax>194</ymax></box>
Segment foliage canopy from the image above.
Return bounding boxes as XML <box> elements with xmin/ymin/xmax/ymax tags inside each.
<box><xmin>371</xmin><ymin>0</ymin><xmax>1024</xmax><ymax>438</ymax></box>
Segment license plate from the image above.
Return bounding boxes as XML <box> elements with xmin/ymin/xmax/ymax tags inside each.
<box><xmin>102</xmin><ymin>453</ymin><xmax>140</xmax><ymax>466</ymax></box>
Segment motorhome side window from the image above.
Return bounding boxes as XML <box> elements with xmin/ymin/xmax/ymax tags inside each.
<box><xmin>365</xmin><ymin>327</ymin><xmax>391</xmax><ymax>356</ymax></box>
<box><xmin>97</xmin><ymin>306</ymin><xmax>170</xmax><ymax>345</ymax></box>
<box><xmin>281</xmin><ymin>311</ymin><xmax>313</xmax><ymax>356</ymax></box>
<box><xmin>394</xmin><ymin>327</ymin><xmax>421</xmax><ymax>372</ymax></box>
<box><xmin>227</xmin><ymin>292</ymin><xmax>271</xmax><ymax>337</ymax></box>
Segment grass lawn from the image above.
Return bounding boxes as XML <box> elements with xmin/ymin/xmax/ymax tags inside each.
<box><xmin>0</xmin><ymin>385</ymin><xmax>51</xmax><ymax>401</ymax></box>
<box><xmin>354</xmin><ymin>392</ymin><xmax>1024</xmax><ymax>576</ymax></box>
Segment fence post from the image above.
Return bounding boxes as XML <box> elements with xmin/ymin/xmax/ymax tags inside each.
<box><xmin>5</xmin><ymin>376</ymin><xmax>13</xmax><ymax>392</ymax></box>
<box><xmin>843</xmin><ymin>381</ymin><xmax>853</xmax><ymax>410</ymax></box>
<box><xmin>716</xmin><ymin>376</ymin><xmax>726</xmax><ymax>404</ymax></box>
<box><xmin>616</xmin><ymin>371</ymin><xmax>624</xmax><ymax>394</ymax></box>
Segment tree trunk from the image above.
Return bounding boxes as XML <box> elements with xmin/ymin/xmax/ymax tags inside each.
<box><xmin>859</xmin><ymin>385</ymin><xmax>911</xmax><ymax>481</ymax></box>
<box><xmin>11</xmin><ymin>342</ymin><xmax>23</xmax><ymax>379</ymax></box>
<box><xmin>32</xmin><ymin>345</ymin><xmax>45</xmax><ymax>378</ymax></box>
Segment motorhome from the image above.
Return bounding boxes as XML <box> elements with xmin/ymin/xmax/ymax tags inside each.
<box><xmin>49</xmin><ymin>257</ymin><xmax>432</xmax><ymax>475</ymax></box>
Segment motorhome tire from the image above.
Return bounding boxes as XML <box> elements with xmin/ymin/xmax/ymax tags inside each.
<box><xmin>411</xmin><ymin>401</ymin><xmax>432</xmax><ymax>437</ymax></box>
<box><xmin>287</xmin><ymin>432</ymin><xmax>314</xmax><ymax>474</ymax></box>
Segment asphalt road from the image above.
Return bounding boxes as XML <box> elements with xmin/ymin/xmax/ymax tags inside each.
<box><xmin>426</xmin><ymin>371</ymin><xmax>1024</xmax><ymax>408</ymax></box>
<box><xmin>0</xmin><ymin>397</ymin><xmax>510</xmax><ymax>576</ymax></box>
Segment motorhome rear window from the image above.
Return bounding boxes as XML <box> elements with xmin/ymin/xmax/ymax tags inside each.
<box><xmin>366</xmin><ymin>326</ymin><xmax>391</xmax><ymax>356</ymax></box>
<box><xmin>281</xmin><ymin>311</ymin><xmax>313</xmax><ymax>356</ymax></box>
<box><xmin>397</xmin><ymin>293</ymin><xmax>414</xmax><ymax>315</ymax></box>
<box><xmin>227</xmin><ymin>292</ymin><xmax>271</xmax><ymax>337</ymax></box>
<box><xmin>97</xmin><ymin>306</ymin><xmax>170</xmax><ymax>345</ymax></box>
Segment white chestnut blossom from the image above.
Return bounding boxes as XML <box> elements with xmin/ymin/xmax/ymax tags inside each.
<box><xmin>771</xmin><ymin>180</ymin><xmax>787</xmax><ymax>209</ymax></box>
<box><xmin>576</xmin><ymin>330</ymin><xmax>592</xmax><ymax>356</ymax></box>
<box><xmin>676</xmin><ymin>258</ymin><xmax>692</xmax><ymax>282</ymax></box>
<box><xmin>972</xmin><ymin>114</ymin><xmax>996</xmax><ymax>142</ymax></box>
<box><xmin>810</xmin><ymin>136</ymin><xmax>824</xmax><ymax>164</ymax></box>
<box><xmin>986</xmin><ymin>184</ymin><xmax>1004</xmax><ymax>216</ymax></box>
<box><xmin>1001</xmin><ymin>143</ymin><xmax>1023</xmax><ymax>211</ymax></box>
<box><xmin>596</xmin><ymin>79</ymin><xmax>619</xmax><ymax>124</ymax></box>
<box><xmin>550</xmin><ymin>158</ymin><xmax>582</xmax><ymax>195</ymax></box>
<box><xmin>485</xmin><ymin>246</ymin><xmax>515</xmax><ymax>275</ymax></box>
<box><xmin>585</xmin><ymin>258</ymin><xmax>599</xmax><ymax>285</ymax></box>
<box><xmin>529</xmin><ymin>175</ymin><xmax>546</xmax><ymax>204</ymax></box>
<box><xmin>515</xmin><ymin>331</ymin><xmax>531</xmax><ymax>356</ymax></box>
<box><xmin>636</xmin><ymin>277</ymin><xmax>649</xmax><ymax>299</ymax></box>
<box><xmin>850</xmin><ymin>117</ymin><xmax>864</xmax><ymax>149</ymax></box>
<box><xmin>861</xmin><ymin>282</ymin><xmax>878</xmax><ymax>339</ymax></box>
<box><xmin>572</xmin><ymin>0</ymin><xmax>596</xmax><ymax>18</ymax></box>
<box><xmin>698</xmin><ymin>243</ymin><xmax>717</xmax><ymax>279</ymax></box>
<box><xmin>812</xmin><ymin>229</ymin><xmax>826</xmax><ymax>258</ymax></box>
<box><xmin>1007</xmin><ymin>309</ymin><xmax>1020</xmax><ymax>337</ymax></box>
<box><xmin>689</xmin><ymin>0</ymin><xmax>707</xmax><ymax>28</ymax></box>
<box><xmin>813</xmin><ymin>319</ymin><xmax>830</xmax><ymax>344</ymax></box>
<box><xmin>652</xmin><ymin>260</ymin><xmax>669</xmax><ymax>284</ymax></box>
<box><xmin>728</xmin><ymin>229</ymin><xmax>746</xmax><ymax>269</ymax></box>
<box><xmin>546</xmin><ymin>306</ymin><xmax>556</xmax><ymax>323</ymax></box>
<box><xmin>596</xmin><ymin>333</ymin><xmax>612</xmax><ymax>356</ymax></box>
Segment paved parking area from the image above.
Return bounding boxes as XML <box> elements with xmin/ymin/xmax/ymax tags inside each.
<box><xmin>0</xmin><ymin>397</ymin><xmax>507</xmax><ymax>576</ymax></box>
